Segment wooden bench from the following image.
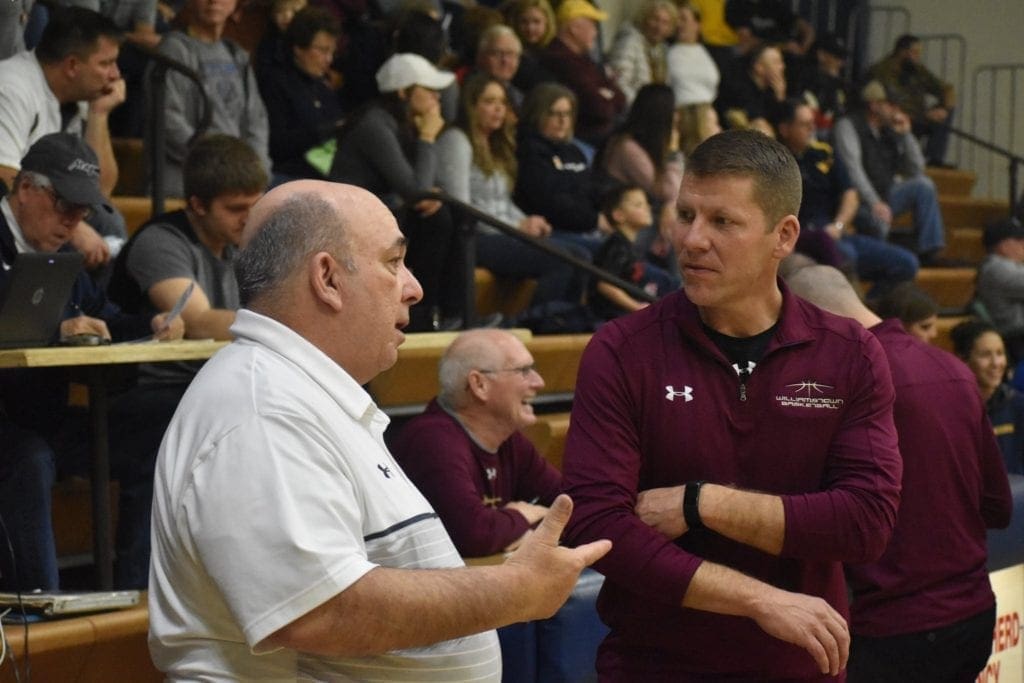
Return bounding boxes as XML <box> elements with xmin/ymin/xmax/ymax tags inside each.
<box><xmin>914</xmin><ymin>267</ymin><xmax>976</xmax><ymax>311</ymax></box>
<box><xmin>111</xmin><ymin>196</ymin><xmax>187</xmax><ymax>237</ymax></box>
<box><xmin>368</xmin><ymin>329</ymin><xmax>533</xmax><ymax>409</ymax></box>
<box><xmin>527</xmin><ymin>334</ymin><xmax>592</xmax><ymax>395</ymax></box>
<box><xmin>475</xmin><ymin>268</ymin><xmax>536</xmax><ymax>318</ymax></box>
<box><xmin>0</xmin><ymin>599</ymin><xmax>160</xmax><ymax>683</ymax></box>
<box><xmin>522</xmin><ymin>412</ymin><xmax>571</xmax><ymax>471</ymax></box>
<box><xmin>933</xmin><ymin>315</ymin><xmax>971</xmax><ymax>354</ymax></box>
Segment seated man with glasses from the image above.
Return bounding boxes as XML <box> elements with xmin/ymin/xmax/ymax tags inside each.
<box><xmin>392</xmin><ymin>329</ymin><xmax>561</xmax><ymax>558</ymax></box>
<box><xmin>0</xmin><ymin>133</ymin><xmax>182</xmax><ymax>593</ymax></box>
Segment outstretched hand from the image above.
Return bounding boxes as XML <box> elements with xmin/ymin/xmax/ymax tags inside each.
<box><xmin>504</xmin><ymin>494</ymin><xmax>611</xmax><ymax>620</ymax></box>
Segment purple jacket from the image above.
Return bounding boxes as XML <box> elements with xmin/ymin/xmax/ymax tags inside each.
<box><xmin>562</xmin><ymin>286</ymin><xmax>902</xmax><ymax>680</ymax></box>
<box><xmin>845</xmin><ymin>320</ymin><xmax>1012</xmax><ymax>636</ymax></box>
<box><xmin>392</xmin><ymin>399</ymin><xmax>562</xmax><ymax>557</ymax></box>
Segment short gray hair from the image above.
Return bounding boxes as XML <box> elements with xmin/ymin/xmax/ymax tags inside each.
<box><xmin>13</xmin><ymin>170</ymin><xmax>54</xmax><ymax>192</ymax></box>
<box><xmin>235</xmin><ymin>193</ymin><xmax>355</xmax><ymax>308</ymax></box>
<box><xmin>437</xmin><ymin>332</ymin><xmax>502</xmax><ymax>408</ymax></box>
<box><xmin>478</xmin><ymin>24</ymin><xmax>521</xmax><ymax>55</ymax></box>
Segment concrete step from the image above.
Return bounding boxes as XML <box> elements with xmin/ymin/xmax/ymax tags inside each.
<box><xmin>927</xmin><ymin>166</ymin><xmax>977</xmax><ymax>196</ymax></box>
<box><xmin>914</xmin><ymin>267</ymin><xmax>976</xmax><ymax>310</ymax></box>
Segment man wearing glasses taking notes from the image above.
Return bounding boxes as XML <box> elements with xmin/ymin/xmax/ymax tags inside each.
<box><xmin>0</xmin><ymin>133</ymin><xmax>182</xmax><ymax>593</ymax></box>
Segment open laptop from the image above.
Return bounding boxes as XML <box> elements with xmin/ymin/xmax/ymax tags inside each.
<box><xmin>0</xmin><ymin>590</ymin><xmax>140</xmax><ymax>617</ymax></box>
<box><xmin>0</xmin><ymin>252</ymin><xmax>84</xmax><ymax>349</ymax></box>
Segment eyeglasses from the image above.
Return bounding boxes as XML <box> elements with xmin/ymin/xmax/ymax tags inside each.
<box><xmin>486</xmin><ymin>49</ymin><xmax>521</xmax><ymax>60</ymax></box>
<box><xmin>478</xmin><ymin>363</ymin><xmax>536</xmax><ymax>378</ymax></box>
<box><xmin>43</xmin><ymin>186</ymin><xmax>92</xmax><ymax>220</ymax></box>
<box><xmin>546</xmin><ymin>109</ymin><xmax>573</xmax><ymax>119</ymax></box>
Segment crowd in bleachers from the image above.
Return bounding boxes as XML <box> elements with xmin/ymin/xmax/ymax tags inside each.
<box><xmin>0</xmin><ymin>0</ymin><xmax>977</xmax><ymax>332</ymax></box>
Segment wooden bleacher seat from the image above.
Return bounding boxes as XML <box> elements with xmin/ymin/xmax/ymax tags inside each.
<box><xmin>368</xmin><ymin>329</ymin><xmax>532</xmax><ymax>409</ymax></box>
<box><xmin>914</xmin><ymin>267</ymin><xmax>977</xmax><ymax>311</ymax></box>
<box><xmin>939</xmin><ymin>195</ymin><xmax>1009</xmax><ymax>229</ymax></box>
<box><xmin>926</xmin><ymin>167</ymin><xmax>976</xmax><ymax>197</ymax></box>
<box><xmin>475</xmin><ymin>268</ymin><xmax>536</xmax><ymax>318</ymax></box>
<box><xmin>112</xmin><ymin>196</ymin><xmax>186</xmax><ymax>237</ymax></box>
<box><xmin>111</xmin><ymin>137</ymin><xmax>145</xmax><ymax>196</ymax></box>
<box><xmin>527</xmin><ymin>334</ymin><xmax>591</xmax><ymax>395</ymax></box>
<box><xmin>933</xmin><ymin>315</ymin><xmax>970</xmax><ymax>354</ymax></box>
<box><xmin>522</xmin><ymin>412</ymin><xmax>571</xmax><ymax>471</ymax></box>
<box><xmin>0</xmin><ymin>599</ymin><xmax>160</xmax><ymax>683</ymax></box>
<box><xmin>51</xmin><ymin>479</ymin><xmax>119</xmax><ymax>563</ymax></box>
<box><xmin>947</xmin><ymin>227</ymin><xmax>985</xmax><ymax>265</ymax></box>
<box><xmin>368</xmin><ymin>331</ymin><xmax>590</xmax><ymax>410</ymax></box>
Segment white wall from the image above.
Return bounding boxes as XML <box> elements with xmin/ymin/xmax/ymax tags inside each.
<box><xmin>865</xmin><ymin>1</ymin><xmax>1024</xmax><ymax>198</ymax></box>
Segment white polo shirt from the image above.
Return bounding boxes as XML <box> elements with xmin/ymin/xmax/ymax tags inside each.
<box><xmin>148</xmin><ymin>309</ymin><xmax>501</xmax><ymax>681</ymax></box>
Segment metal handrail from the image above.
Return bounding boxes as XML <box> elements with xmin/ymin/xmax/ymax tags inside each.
<box><xmin>416</xmin><ymin>190</ymin><xmax>657</xmax><ymax>328</ymax></box>
<box><xmin>142</xmin><ymin>48</ymin><xmax>212</xmax><ymax>217</ymax></box>
<box><xmin>945</xmin><ymin>123</ymin><xmax>1024</xmax><ymax>216</ymax></box>
<box><xmin>970</xmin><ymin>63</ymin><xmax>1024</xmax><ymax>207</ymax></box>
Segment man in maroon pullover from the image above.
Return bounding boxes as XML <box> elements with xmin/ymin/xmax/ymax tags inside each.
<box><xmin>788</xmin><ymin>264</ymin><xmax>1012</xmax><ymax>682</ymax></box>
<box><xmin>562</xmin><ymin>129</ymin><xmax>903</xmax><ymax>681</ymax></box>
<box><xmin>393</xmin><ymin>329</ymin><xmax>562</xmax><ymax>557</ymax></box>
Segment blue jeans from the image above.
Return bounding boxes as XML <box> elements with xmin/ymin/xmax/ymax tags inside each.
<box><xmin>870</xmin><ymin>175</ymin><xmax>946</xmax><ymax>255</ymax></box>
<box><xmin>477</xmin><ymin>232</ymin><xmax>591</xmax><ymax>306</ymax></box>
<box><xmin>108</xmin><ymin>382</ymin><xmax>190</xmax><ymax>589</ymax></box>
<box><xmin>0</xmin><ymin>421</ymin><xmax>58</xmax><ymax>591</ymax></box>
<box><xmin>837</xmin><ymin>234</ymin><xmax>919</xmax><ymax>297</ymax></box>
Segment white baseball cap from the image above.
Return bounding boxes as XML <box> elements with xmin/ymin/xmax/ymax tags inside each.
<box><xmin>376</xmin><ymin>53</ymin><xmax>455</xmax><ymax>93</ymax></box>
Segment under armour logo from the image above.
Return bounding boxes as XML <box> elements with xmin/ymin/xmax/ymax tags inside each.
<box><xmin>732</xmin><ymin>361</ymin><xmax>756</xmax><ymax>376</ymax></box>
<box><xmin>485</xmin><ymin>467</ymin><xmax>497</xmax><ymax>481</ymax></box>
<box><xmin>665</xmin><ymin>385</ymin><xmax>693</xmax><ymax>402</ymax></box>
<box><xmin>377</xmin><ymin>464</ymin><xmax>392</xmax><ymax>478</ymax></box>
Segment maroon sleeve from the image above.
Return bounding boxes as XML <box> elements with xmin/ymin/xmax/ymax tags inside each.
<box><xmin>540</xmin><ymin>45</ymin><xmax>625</xmax><ymax>138</ymax></box>
<box><xmin>508</xmin><ymin>432</ymin><xmax>562</xmax><ymax>506</ymax></box>
<box><xmin>394</xmin><ymin>416</ymin><xmax>532</xmax><ymax>557</ymax></box>
<box><xmin>977</xmin><ymin>405</ymin><xmax>1014</xmax><ymax>528</ymax></box>
<box><xmin>781</xmin><ymin>331</ymin><xmax>903</xmax><ymax>563</ymax></box>
<box><xmin>561</xmin><ymin>330</ymin><xmax>701</xmax><ymax>608</ymax></box>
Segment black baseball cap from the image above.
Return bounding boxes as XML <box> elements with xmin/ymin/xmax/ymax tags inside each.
<box><xmin>817</xmin><ymin>33</ymin><xmax>848</xmax><ymax>59</ymax></box>
<box><xmin>983</xmin><ymin>217</ymin><xmax>1024</xmax><ymax>249</ymax></box>
<box><xmin>20</xmin><ymin>133</ymin><xmax>109</xmax><ymax>210</ymax></box>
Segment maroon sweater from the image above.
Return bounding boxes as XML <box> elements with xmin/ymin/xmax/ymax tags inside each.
<box><xmin>539</xmin><ymin>37</ymin><xmax>626</xmax><ymax>145</ymax></box>
<box><xmin>845</xmin><ymin>320</ymin><xmax>1013</xmax><ymax>636</ymax></box>
<box><xmin>561</xmin><ymin>287</ymin><xmax>903</xmax><ymax>681</ymax></box>
<box><xmin>392</xmin><ymin>399</ymin><xmax>562</xmax><ymax>557</ymax></box>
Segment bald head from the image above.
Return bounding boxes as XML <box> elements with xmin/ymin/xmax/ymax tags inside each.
<box><xmin>235</xmin><ymin>181</ymin><xmax>383</xmax><ymax>310</ymax></box>
<box><xmin>785</xmin><ymin>265</ymin><xmax>881</xmax><ymax>328</ymax></box>
<box><xmin>439</xmin><ymin>329</ymin><xmax>524</xmax><ymax>407</ymax></box>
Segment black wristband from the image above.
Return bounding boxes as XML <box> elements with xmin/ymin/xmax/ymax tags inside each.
<box><xmin>683</xmin><ymin>480</ymin><xmax>706</xmax><ymax>530</ymax></box>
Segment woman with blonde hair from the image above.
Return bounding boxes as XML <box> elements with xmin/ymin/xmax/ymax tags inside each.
<box><xmin>675</xmin><ymin>101</ymin><xmax>721</xmax><ymax>156</ymax></box>
<box><xmin>436</xmin><ymin>73</ymin><xmax>589</xmax><ymax>306</ymax></box>
<box><xmin>607</xmin><ymin>0</ymin><xmax>678</xmax><ymax>105</ymax></box>
<box><xmin>501</xmin><ymin>0</ymin><xmax>556</xmax><ymax>50</ymax></box>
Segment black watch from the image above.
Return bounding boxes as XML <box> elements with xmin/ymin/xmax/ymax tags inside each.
<box><xmin>683</xmin><ymin>480</ymin><xmax>706</xmax><ymax>530</ymax></box>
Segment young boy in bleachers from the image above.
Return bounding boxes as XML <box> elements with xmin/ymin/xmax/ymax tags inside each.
<box><xmin>588</xmin><ymin>184</ymin><xmax>680</xmax><ymax>320</ymax></box>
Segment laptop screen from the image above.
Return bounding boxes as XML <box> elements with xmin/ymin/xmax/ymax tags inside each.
<box><xmin>0</xmin><ymin>252</ymin><xmax>85</xmax><ymax>349</ymax></box>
